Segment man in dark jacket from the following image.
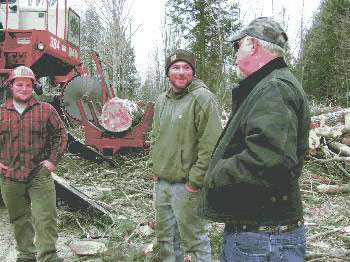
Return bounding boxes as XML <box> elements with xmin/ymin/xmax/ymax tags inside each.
<box><xmin>200</xmin><ymin>17</ymin><xmax>310</xmax><ymax>261</ymax></box>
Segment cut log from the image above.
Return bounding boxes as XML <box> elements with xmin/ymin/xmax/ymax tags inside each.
<box><xmin>328</xmin><ymin>142</ymin><xmax>350</xmax><ymax>156</ymax></box>
<box><xmin>310</xmin><ymin>105</ymin><xmax>343</xmax><ymax>117</ymax></box>
<box><xmin>311</xmin><ymin>108</ymin><xmax>349</xmax><ymax>127</ymax></box>
<box><xmin>316</xmin><ymin>183</ymin><xmax>350</xmax><ymax>194</ymax></box>
<box><xmin>99</xmin><ymin>97</ymin><xmax>143</xmax><ymax>132</ymax></box>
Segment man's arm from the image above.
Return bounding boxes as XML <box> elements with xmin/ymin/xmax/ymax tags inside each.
<box><xmin>209</xmin><ymin>82</ymin><xmax>300</xmax><ymax>188</ymax></box>
<box><xmin>149</xmin><ymin>95</ymin><xmax>165</xmax><ymax>168</ymax></box>
<box><xmin>43</xmin><ymin>107</ymin><xmax>68</xmax><ymax>171</ymax></box>
<box><xmin>187</xmin><ymin>95</ymin><xmax>222</xmax><ymax>190</ymax></box>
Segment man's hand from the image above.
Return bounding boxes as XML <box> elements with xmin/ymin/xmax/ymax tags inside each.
<box><xmin>40</xmin><ymin>160</ymin><xmax>56</xmax><ymax>172</ymax></box>
<box><xmin>0</xmin><ymin>162</ymin><xmax>8</xmax><ymax>172</ymax></box>
<box><xmin>185</xmin><ymin>183</ymin><xmax>199</xmax><ymax>193</ymax></box>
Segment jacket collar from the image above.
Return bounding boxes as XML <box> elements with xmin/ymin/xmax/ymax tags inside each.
<box><xmin>232</xmin><ymin>57</ymin><xmax>288</xmax><ymax>106</ymax></box>
<box><xmin>4</xmin><ymin>97</ymin><xmax>39</xmax><ymax>111</ymax></box>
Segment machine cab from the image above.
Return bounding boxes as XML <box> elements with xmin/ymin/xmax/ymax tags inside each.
<box><xmin>0</xmin><ymin>0</ymin><xmax>19</xmax><ymax>30</ymax></box>
<box><xmin>0</xmin><ymin>0</ymin><xmax>80</xmax><ymax>47</ymax></box>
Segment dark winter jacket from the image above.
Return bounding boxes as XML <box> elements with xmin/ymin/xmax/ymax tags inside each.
<box><xmin>199</xmin><ymin>57</ymin><xmax>310</xmax><ymax>226</ymax></box>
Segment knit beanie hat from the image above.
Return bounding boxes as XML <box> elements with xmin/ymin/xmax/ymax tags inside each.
<box><xmin>165</xmin><ymin>49</ymin><xmax>196</xmax><ymax>75</ymax></box>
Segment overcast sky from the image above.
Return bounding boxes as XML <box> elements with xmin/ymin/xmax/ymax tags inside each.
<box><xmin>68</xmin><ymin>0</ymin><xmax>322</xmax><ymax>77</ymax></box>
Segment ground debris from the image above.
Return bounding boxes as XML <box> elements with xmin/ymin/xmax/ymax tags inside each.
<box><xmin>69</xmin><ymin>239</ymin><xmax>107</xmax><ymax>256</ymax></box>
<box><xmin>1</xmin><ymin>117</ymin><xmax>349</xmax><ymax>260</ymax></box>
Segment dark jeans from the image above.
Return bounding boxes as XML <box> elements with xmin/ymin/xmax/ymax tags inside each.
<box><xmin>220</xmin><ymin>226</ymin><xmax>306</xmax><ymax>262</ymax></box>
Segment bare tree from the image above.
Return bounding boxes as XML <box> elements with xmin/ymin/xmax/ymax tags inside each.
<box><xmin>83</xmin><ymin>0</ymin><xmax>138</xmax><ymax>97</ymax></box>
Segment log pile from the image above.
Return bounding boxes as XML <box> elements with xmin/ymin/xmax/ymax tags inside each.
<box><xmin>309</xmin><ymin>105</ymin><xmax>350</xmax><ymax>194</ymax></box>
<box><xmin>309</xmin><ymin>106</ymin><xmax>350</xmax><ymax>153</ymax></box>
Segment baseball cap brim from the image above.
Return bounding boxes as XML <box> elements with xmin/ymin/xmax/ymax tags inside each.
<box><xmin>229</xmin><ymin>31</ymin><xmax>247</xmax><ymax>43</ymax></box>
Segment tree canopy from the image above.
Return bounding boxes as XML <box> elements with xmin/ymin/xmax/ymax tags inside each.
<box><xmin>165</xmin><ymin>0</ymin><xmax>241</xmax><ymax>105</ymax></box>
<box><xmin>296</xmin><ymin>0</ymin><xmax>350</xmax><ymax>106</ymax></box>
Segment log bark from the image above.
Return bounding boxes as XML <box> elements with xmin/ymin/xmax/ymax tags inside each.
<box><xmin>311</xmin><ymin>109</ymin><xmax>349</xmax><ymax>127</ymax></box>
<box><xmin>316</xmin><ymin>183</ymin><xmax>350</xmax><ymax>194</ymax></box>
<box><xmin>310</xmin><ymin>105</ymin><xmax>343</xmax><ymax>117</ymax></box>
<box><xmin>99</xmin><ymin>98</ymin><xmax>143</xmax><ymax>132</ymax></box>
<box><xmin>329</xmin><ymin>142</ymin><xmax>350</xmax><ymax>156</ymax></box>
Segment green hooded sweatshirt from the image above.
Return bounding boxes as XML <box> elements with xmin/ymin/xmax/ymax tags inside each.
<box><xmin>150</xmin><ymin>78</ymin><xmax>222</xmax><ymax>189</ymax></box>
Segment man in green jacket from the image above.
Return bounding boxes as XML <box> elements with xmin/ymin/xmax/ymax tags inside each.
<box><xmin>151</xmin><ymin>49</ymin><xmax>222</xmax><ymax>261</ymax></box>
<box><xmin>200</xmin><ymin>17</ymin><xmax>310</xmax><ymax>261</ymax></box>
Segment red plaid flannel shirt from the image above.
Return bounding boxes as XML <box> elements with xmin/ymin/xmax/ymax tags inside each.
<box><xmin>0</xmin><ymin>97</ymin><xmax>68</xmax><ymax>181</ymax></box>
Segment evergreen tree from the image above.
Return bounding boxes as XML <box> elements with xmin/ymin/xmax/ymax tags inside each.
<box><xmin>80</xmin><ymin>6</ymin><xmax>105</xmax><ymax>74</ymax></box>
<box><xmin>296</xmin><ymin>0</ymin><xmax>350</xmax><ymax>105</ymax></box>
<box><xmin>165</xmin><ymin>0</ymin><xmax>240</xmax><ymax>103</ymax></box>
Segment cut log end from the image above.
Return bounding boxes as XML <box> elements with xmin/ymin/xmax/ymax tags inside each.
<box><xmin>99</xmin><ymin>98</ymin><xmax>143</xmax><ymax>132</ymax></box>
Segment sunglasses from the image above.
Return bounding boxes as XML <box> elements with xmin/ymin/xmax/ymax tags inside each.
<box><xmin>233</xmin><ymin>41</ymin><xmax>241</xmax><ymax>52</ymax></box>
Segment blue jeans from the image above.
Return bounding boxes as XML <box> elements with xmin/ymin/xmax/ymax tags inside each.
<box><xmin>220</xmin><ymin>226</ymin><xmax>306</xmax><ymax>262</ymax></box>
<box><xmin>155</xmin><ymin>180</ymin><xmax>212</xmax><ymax>262</ymax></box>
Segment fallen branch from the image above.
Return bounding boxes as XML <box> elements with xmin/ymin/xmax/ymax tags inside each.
<box><xmin>310</xmin><ymin>156</ymin><xmax>350</xmax><ymax>162</ymax></box>
<box><xmin>335</xmin><ymin>163</ymin><xmax>350</xmax><ymax>178</ymax></box>
<box><xmin>316</xmin><ymin>183</ymin><xmax>350</xmax><ymax>194</ymax></box>
<box><xmin>120</xmin><ymin>190</ymin><xmax>137</xmax><ymax>209</ymax></box>
<box><xmin>308</xmin><ymin>228</ymin><xmax>343</xmax><ymax>241</ymax></box>
<box><xmin>307</xmin><ymin>254</ymin><xmax>350</xmax><ymax>262</ymax></box>
<box><xmin>75</xmin><ymin>218</ymin><xmax>89</xmax><ymax>238</ymax></box>
<box><xmin>310</xmin><ymin>106</ymin><xmax>343</xmax><ymax>117</ymax></box>
<box><xmin>329</xmin><ymin>142</ymin><xmax>350</xmax><ymax>156</ymax></box>
<box><xmin>311</xmin><ymin>108</ymin><xmax>348</xmax><ymax>126</ymax></box>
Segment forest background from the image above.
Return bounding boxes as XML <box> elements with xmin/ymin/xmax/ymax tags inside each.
<box><xmin>66</xmin><ymin>0</ymin><xmax>350</xmax><ymax>109</ymax></box>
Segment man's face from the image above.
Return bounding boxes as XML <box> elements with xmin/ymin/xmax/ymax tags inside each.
<box><xmin>234</xmin><ymin>37</ymin><xmax>254</xmax><ymax>79</ymax></box>
<box><xmin>168</xmin><ymin>61</ymin><xmax>193</xmax><ymax>93</ymax></box>
<box><xmin>11</xmin><ymin>77</ymin><xmax>33</xmax><ymax>102</ymax></box>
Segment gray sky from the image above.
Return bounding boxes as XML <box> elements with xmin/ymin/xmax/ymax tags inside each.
<box><xmin>130</xmin><ymin>0</ymin><xmax>322</xmax><ymax>76</ymax></box>
<box><xmin>68</xmin><ymin>0</ymin><xmax>322</xmax><ymax>76</ymax></box>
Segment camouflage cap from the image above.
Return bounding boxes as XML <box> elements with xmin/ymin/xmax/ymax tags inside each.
<box><xmin>230</xmin><ymin>17</ymin><xmax>288</xmax><ymax>48</ymax></box>
<box><xmin>342</xmin><ymin>127</ymin><xmax>350</xmax><ymax>136</ymax></box>
<box><xmin>165</xmin><ymin>49</ymin><xmax>196</xmax><ymax>76</ymax></box>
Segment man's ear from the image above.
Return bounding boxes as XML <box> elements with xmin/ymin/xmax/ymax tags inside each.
<box><xmin>250</xmin><ymin>38</ymin><xmax>260</xmax><ymax>53</ymax></box>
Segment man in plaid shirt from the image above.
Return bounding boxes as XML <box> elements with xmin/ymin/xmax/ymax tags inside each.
<box><xmin>0</xmin><ymin>66</ymin><xmax>67</xmax><ymax>262</ymax></box>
